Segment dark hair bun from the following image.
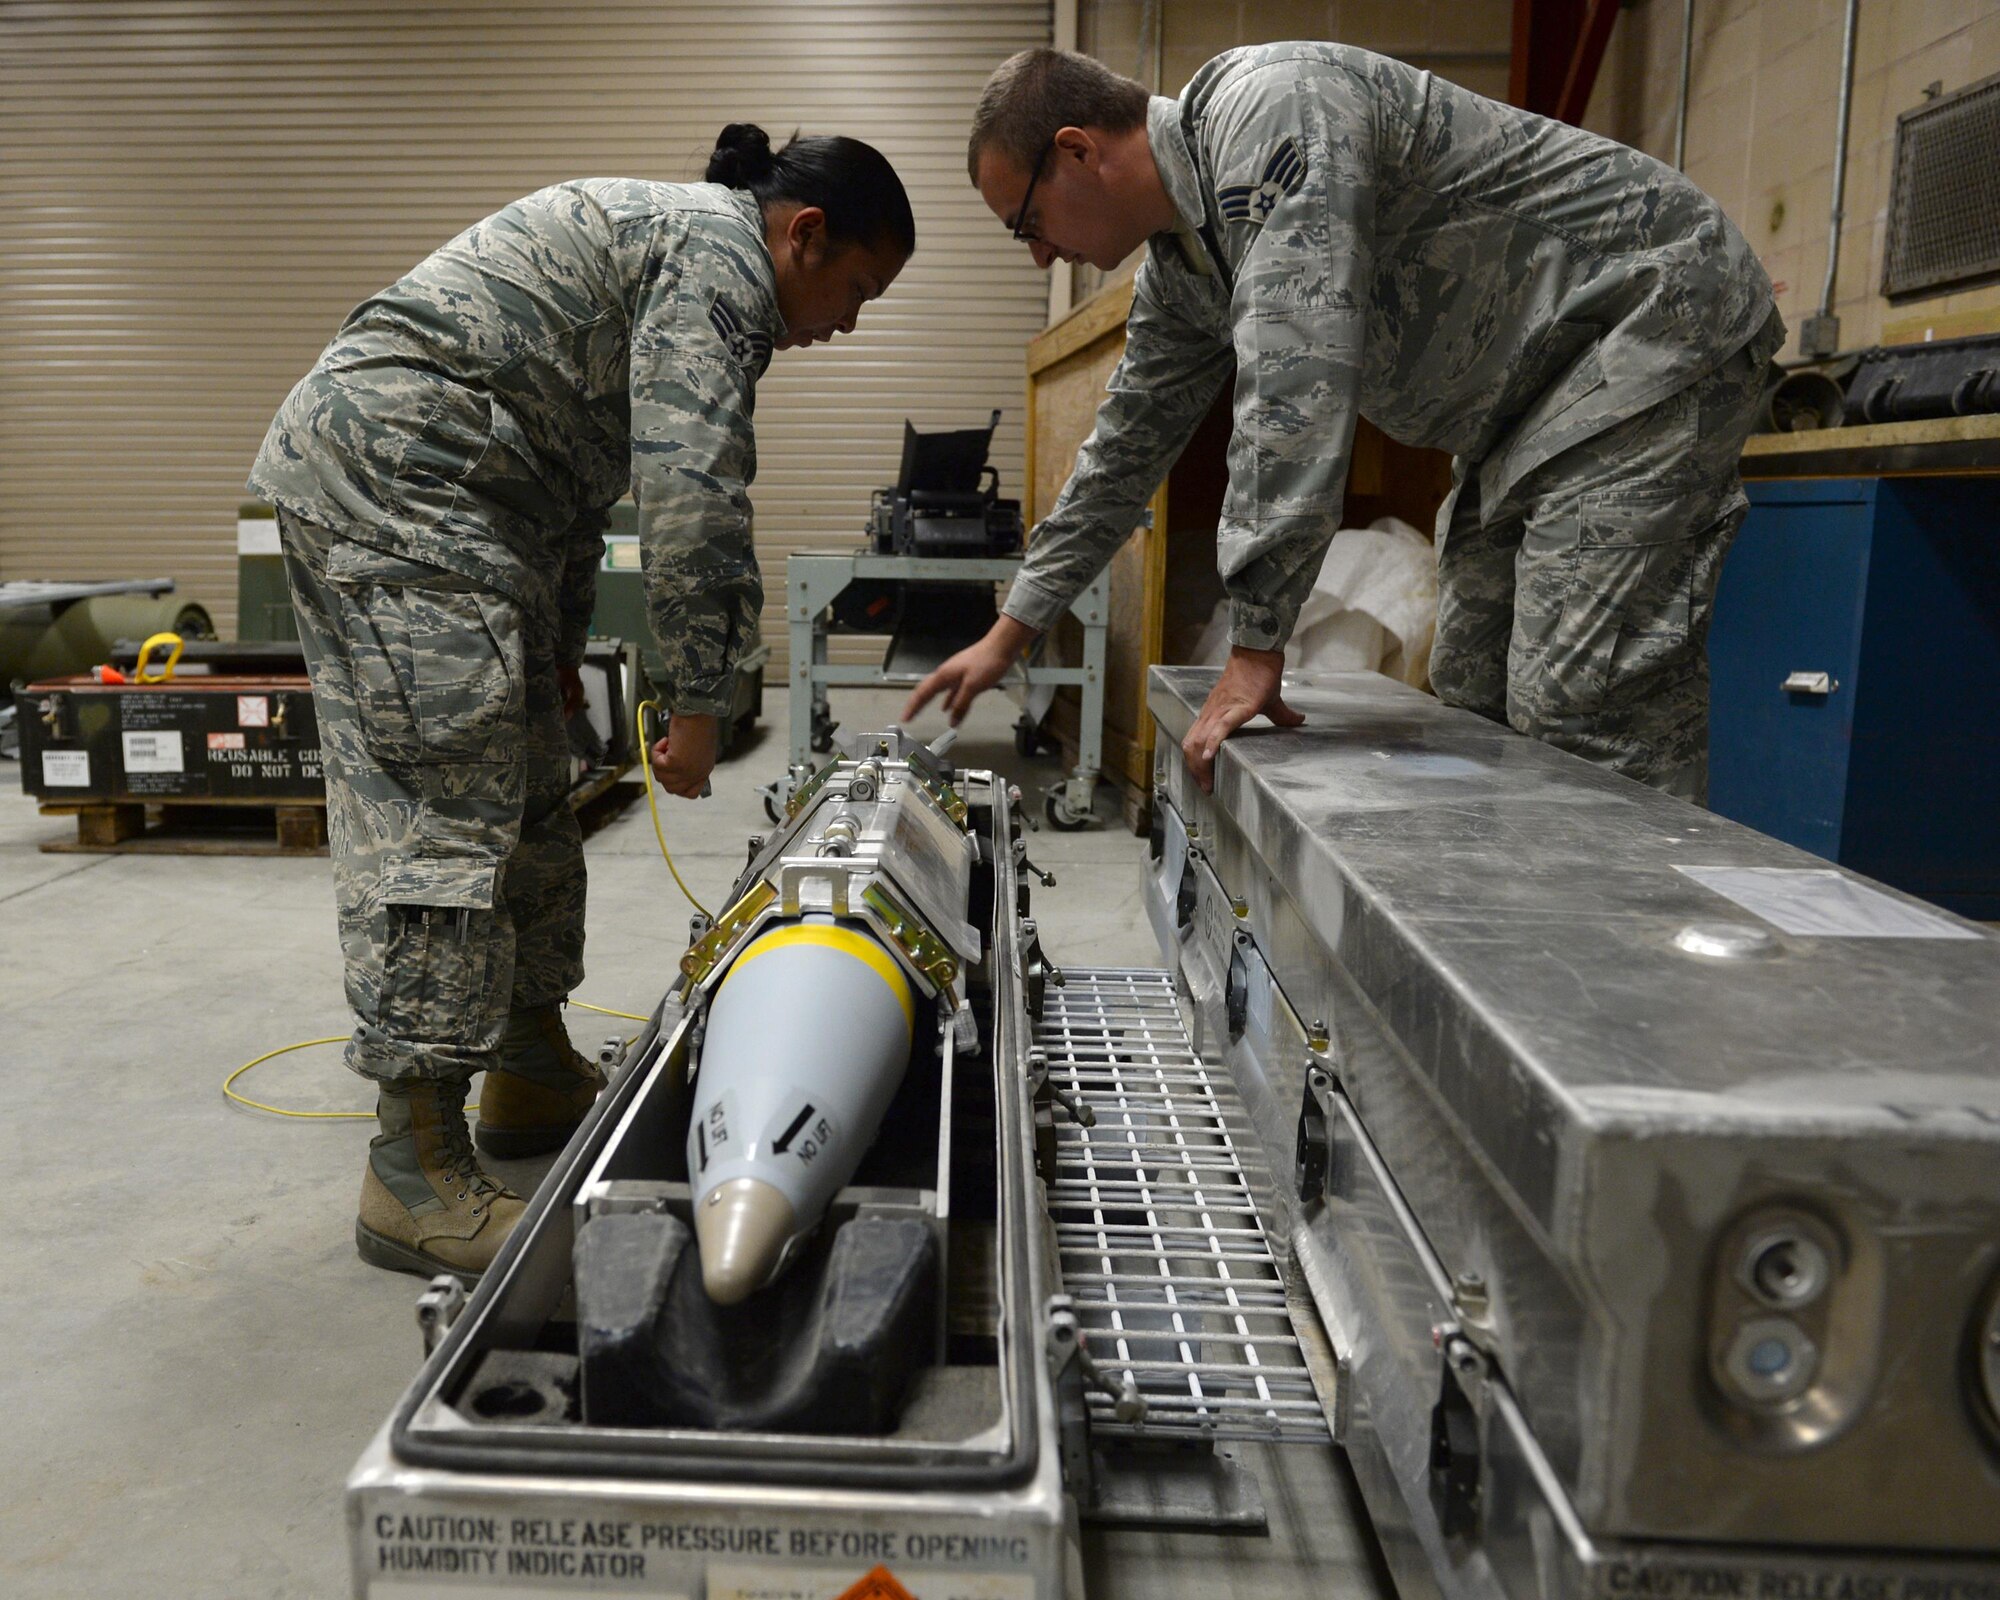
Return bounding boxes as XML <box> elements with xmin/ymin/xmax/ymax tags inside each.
<box><xmin>698</xmin><ymin>129</ymin><xmax>915</xmax><ymax>257</ymax></box>
<box><xmin>706</xmin><ymin>123</ymin><xmax>776</xmax><ymax>187</ymax></box>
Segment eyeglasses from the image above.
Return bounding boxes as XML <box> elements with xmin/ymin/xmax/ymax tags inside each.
<box><xmin>1009</xmin><ymin>137</ymin><xmax>1056</xmax><ymax>244</ymax></box>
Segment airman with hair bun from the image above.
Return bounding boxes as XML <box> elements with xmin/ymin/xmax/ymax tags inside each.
<box><xmin>247</xmin><ymin>127</ymin><xmax>914</xmax><ymax>1287</ymax></box>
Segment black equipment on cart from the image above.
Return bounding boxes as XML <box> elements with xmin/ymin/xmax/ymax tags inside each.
<box><xmin>867</xmin><ymin>410</ymin><xmax>1023</xmax><ymax>558</ymax></box>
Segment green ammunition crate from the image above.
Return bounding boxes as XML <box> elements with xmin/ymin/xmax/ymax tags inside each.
<box><xmin>239</xmin><ymin>503</ymin><xmax>764</xmax><ymax>751</ymax></box>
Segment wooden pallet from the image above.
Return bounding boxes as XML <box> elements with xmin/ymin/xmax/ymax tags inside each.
<box><xmin>38</xmin><ymin>794</ymin><xmax>328</xmax><ymax>856</ymax></box>
<box><xmin>36</xmin><ymin>760</ymin><xmax>642</xmax><ymax>856</ymax></box>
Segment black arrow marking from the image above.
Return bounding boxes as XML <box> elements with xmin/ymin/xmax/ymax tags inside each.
<box><xmin>696</xmin><ymin>1122</ymin><xmax>708</xmax><ymax>1171</ymax></box>
<box><xmin>772</xmin><ymin>1104</ymin><xmax>816</xmax><ymax>1155</ymax></box>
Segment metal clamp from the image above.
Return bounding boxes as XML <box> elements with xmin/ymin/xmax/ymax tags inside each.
<box><xmin>1226</xmin><ymin>933</ymin><xmax>1252</xmax><ymax>1038</ymax></box>
<box><xmin>782</xmin><ymin>756</ymin><xmax>840</xmax><ymax>820</ymax></box>
<box><xmin>1012</xmin><ymin>837</ymin><xmax>1056</xmax><ymax>888</ymax></box>
<box><xmin>1296</xmin><ymin>1063</ymin><xmax>1333</xmax><ymax>1206</ymax></box>
<box><xmin>1051</xmin><ymin>1083</ymin><xmax>1096</xmax><ymax>1128</ymax></box>
<box><xmin>1429</xmin><ymin>1324</ymin><xmax>1486</xmax><ymax>1539</ymax></box>
<box><xmin>1020</xmin><ymin>916</ymin><xmax>1065</xmax><ymax>1021</ymax></box>
<box><xmin>948</xmin><ymin>995</ymin><xmax>980</xmax><ymax>1058</ymax></box>
<box><xmin>416</xmin><ymin>1274</ymin><xmax>467</xmax><ymax>1357</ymax></box>
<box><xmin>1782</xmin><ymin>670</ymin><xmax>1838</xmax><ymax>696</ymax></box>
<box><xmin>1046</xmin><ymin>1296</ymin><xmax>1146</xmax><ymax>1425</ymax></box>
<box><xmin>861</xmin><ymin>880</ymin><xmax>960</xmax><ymax>995</ymax></box>
<box><xmin>678</xmin><ymin>879</ymin><xmax>778</xmax><ymax>989</ymax></box>
<box><xmin>904</xmin><ymin>743</ymin><xmax>970</xmax><ymax>827</ymax></box>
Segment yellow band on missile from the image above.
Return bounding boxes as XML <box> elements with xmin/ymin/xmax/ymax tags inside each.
<box><xmin>722</xmin><ymin>923</ymin><xmax>915</xmax><ymax>1037</ymax></box>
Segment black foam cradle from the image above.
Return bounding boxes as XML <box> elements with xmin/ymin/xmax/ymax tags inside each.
<box><xmin>574</xmin><ymin>1211</ymin><xmax>938</xmax><ymax>1435</ymax></box>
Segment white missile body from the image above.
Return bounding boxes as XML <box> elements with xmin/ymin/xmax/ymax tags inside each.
<box><xmin>687</xmin><ymin>918</ymin><xmax>916</xmax><ymax>1304</ymax></box>
<box><xmin>678</xmin><ymin>737</ymin><xmax>981</xmax><ymax>1306</ymax></box>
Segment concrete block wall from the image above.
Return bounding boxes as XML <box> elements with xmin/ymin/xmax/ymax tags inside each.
<box><xmin>1070</xmin><ymin>0</ymin><xmax>1996</xmax><ymax>355</ymax></box>
<box><xmin>1070</xmin><ymin>0</ymin><xmax>1513</xmax><ymax>298</ymax></box>
<box><xmin>1586</xmin><ymin>0</ymin><xmax>2000</xmax><ymax>356</ymax></box>
<box><xmin>1081</xmin><ymin>0</ymin><xmax>1513</xmax><ymax>102</ymax></box>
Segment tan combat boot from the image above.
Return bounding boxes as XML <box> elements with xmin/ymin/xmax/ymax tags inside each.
<box><xmin>473</xmin><ymin>1004</ymin><xmax>607</xmax><ymax>1160</ymax></box>
<box><xmin>356</xmin><ymin>1078</ymin><xmax>526</xmax><ymax>1286</ymax></box>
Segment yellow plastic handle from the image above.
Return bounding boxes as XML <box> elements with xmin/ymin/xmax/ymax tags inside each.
<box><xmin>134</xmin><ymin>631</ymin><xmax>184</xmax><ymax>684</ymax></box>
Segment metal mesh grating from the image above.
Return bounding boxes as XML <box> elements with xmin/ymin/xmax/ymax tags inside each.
<box><xmin>1039</xmin><ymin>969</ymin><xmax>1334</xmax><ymax>1444</ymax></box>
<box><xmin>1883</xmin><ymin>71</ymin><xmax>2000</xmax><ymax>299</ymax></box>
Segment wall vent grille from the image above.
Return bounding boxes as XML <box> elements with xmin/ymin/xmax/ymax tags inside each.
<box><xmin>1883</xmin><ymin>71</ymin><xmax>2000</xmax><ymax>300</ymax></box>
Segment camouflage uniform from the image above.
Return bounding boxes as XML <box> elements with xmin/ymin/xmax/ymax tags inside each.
<box><xmin>250</xmin><ymin>180</ymin><xmax>780</xmax><ymax>1082</ymax></box>
<box><xmin>1003</xmin><ymin>43</ymin><xmax>1781</xmax><ymax>796</ymax></box>
<box><xmin>1430</xmin><ymin>323</ymin><xmax>1780</xmax><ymax>798</ymax></box>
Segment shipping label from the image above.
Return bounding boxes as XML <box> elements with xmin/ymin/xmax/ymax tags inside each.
<box><xmin>121</xmin><ymin>729</ymin><xmax>184</xmax><ymax>775</ymax></box>
<box><xmin>41</xmin><ymin>750</ymin><xmax>90</xmax><ymax>787</ymax></box>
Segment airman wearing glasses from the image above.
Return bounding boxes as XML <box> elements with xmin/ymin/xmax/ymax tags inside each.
<box><xmin>906</xmin><ymin>44</ymin><xmax>1781</xmax><ymax>803</ymax></box>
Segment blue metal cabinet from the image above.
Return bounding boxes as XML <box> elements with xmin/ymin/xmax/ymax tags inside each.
<box><xmin>1708</xmin><ymin>477</ymin><xmax>2000</xmax><ymax>918</ymax></box>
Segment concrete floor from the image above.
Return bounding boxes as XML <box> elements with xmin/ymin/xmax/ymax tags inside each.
<box><xmin>0</xmin><ymin>686</ymin><xmax>1388</xmax><ymax>1599</ymax></box>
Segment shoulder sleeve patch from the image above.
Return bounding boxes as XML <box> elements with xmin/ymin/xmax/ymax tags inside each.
<box><xmin>707</xmin><ymin>292</ymin><xmax>773</xmax><ymax>369</ymax></box>
<box><xmin>1217</xmin><ymin>137</ymin><xmax>1307</xmax><ymax>226</ymax></box>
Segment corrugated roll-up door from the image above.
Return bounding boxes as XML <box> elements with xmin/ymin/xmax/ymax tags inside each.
<box><xmin>0</xmin><ymin>1</ymin><xmax>1052</xmax><ymax>665</ymax></box>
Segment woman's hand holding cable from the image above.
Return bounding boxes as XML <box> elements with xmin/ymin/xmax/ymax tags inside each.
<box><xmin>651</xmin><ymin>712</ymin><xmax>719</xmax><ymax>798</ymax></box>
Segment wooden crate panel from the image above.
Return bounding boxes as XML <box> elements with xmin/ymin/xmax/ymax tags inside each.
<box><xmin>1025</xmin><ymin>278</ymin><xmax>1453</xmax><ymax>823</ymax></box>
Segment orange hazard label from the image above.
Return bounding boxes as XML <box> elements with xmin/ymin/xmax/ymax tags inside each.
<box><xmin>834</xmin><ymin>1566</ymin><xmax>919</xmax><ymax>1600</ymax></box>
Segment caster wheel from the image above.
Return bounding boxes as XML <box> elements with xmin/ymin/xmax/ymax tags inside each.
<box><xmin>809</xmin><ymin>718</ymin><xmax>837</xmax><ymax>754</ymax></box>
<box><xmin>1013</xmin><ymin>716</ymin><xmax>1043</xmax><ymax>758</ymax></box>
<box><xmin>1045</xmin><ymin>792</ymin><xmax>1092</xmax><ymax>832</ymax></box>
<box><xmin>762</xmin><ymin>792</ymin><xmax>783</xmax><ymax>825</ymax></box>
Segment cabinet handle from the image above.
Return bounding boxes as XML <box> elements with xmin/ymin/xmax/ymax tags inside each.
<box><xmin>1781</xmin><ymin>671</ymin><xmax>1838</xmax><ymax>696</ymax></box>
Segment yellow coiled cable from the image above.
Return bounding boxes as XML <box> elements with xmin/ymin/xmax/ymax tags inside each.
<box><xmin>223</xmin><ymin>692</ymin><xmax>695</xmax><ymax>1120</ymax></box>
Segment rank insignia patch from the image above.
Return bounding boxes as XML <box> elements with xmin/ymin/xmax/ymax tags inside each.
<box><xmin>708</xmin><ymin>293</ymin><xmax>773</xmax><ymax>368</ymax></box>
<box><xmin>1217</xmin><ymin>138</ymin><xmax>1307</xmax><ymax>226</ymax></box>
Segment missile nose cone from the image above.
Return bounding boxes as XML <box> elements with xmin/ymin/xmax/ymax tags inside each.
<box><xmin>693</xmin><ymin>1178</ymin><xmax>797</xmax><ymax>1305</ymax></box>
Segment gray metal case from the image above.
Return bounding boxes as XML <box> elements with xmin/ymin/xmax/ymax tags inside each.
<box><xmin>1145</xmin><ymin>668</ymin><xmax>2000</xmax><ymax>1600</ymax></box>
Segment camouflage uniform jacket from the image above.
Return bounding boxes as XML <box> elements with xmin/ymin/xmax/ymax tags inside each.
<box><xmin>1005</xmin><ymin>43</ymin><xmax>1777</xmax><ymax>651</ymax></box>
<box><xmin>248</xmin><ymin>180</ymin><xmax>781</xmax><ymax>716</ymax></box>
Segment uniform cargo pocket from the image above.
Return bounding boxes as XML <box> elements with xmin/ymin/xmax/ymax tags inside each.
<box><xmin>379</xmin><ymin>855</ymin><xmax>499</xmax><ymax>910</ymax></box>
<box><xmin>373</xmin><ymin>856</ymin><xmax>501</xmax><ymax>1042</ymax></box>
<box><xmin>1576</xmin><ymin>483</ymin><xmax>1700</xmax><ymax>548</ymax></box>
<box><xmin>325</xmin><ymin>544</ymin><xmax>524</xmax><ymax>765</ymax></box>
<box><xmin>1515</xmin><ymin>486</ymin><xmax>1710</xmax><ymax>719</ymax></box>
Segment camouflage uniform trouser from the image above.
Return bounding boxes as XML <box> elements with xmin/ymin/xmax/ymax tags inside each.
<box><xmin>279</xmin><ymin>510</ymin><xmax>585</xmax><ymax>1085</ymax></box>
<box><xmin>1430</xmin><ymin>314</ymin><xmax>1784</xmax><ymax>803</ymax></box>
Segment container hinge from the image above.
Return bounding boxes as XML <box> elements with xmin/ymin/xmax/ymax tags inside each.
<box><xmin>1296</xmin><ymin>1062</ymin><xmax>1333</xmax><ymax>1206</ymax></box>
<box><xmin>416</xmin><ymin>1274</ymin><xmax>467</xmax><ymax>1358</ymax></box>
<box><xmin>1429</xmin><ymin>1323</ymin><xmax>1487</xmax><ymax>1540</ymax></box>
